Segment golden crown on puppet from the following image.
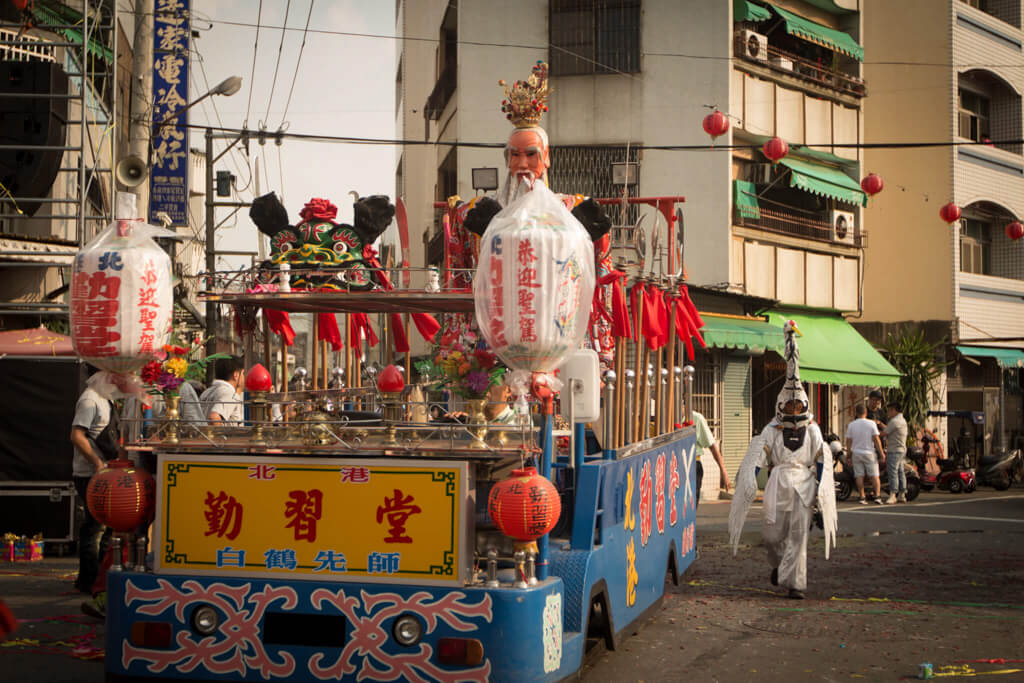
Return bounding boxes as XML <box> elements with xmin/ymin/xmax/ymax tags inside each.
<box><xmin>499</xmin><ymin>61</ymin><xmax>553</xmax><ymax>128</ymax></box>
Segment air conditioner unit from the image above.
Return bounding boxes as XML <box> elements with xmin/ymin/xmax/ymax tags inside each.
<box><xmin>736</xmin><ymin>29</ymin><xmax>768</xmax><ymax>63</ymax></box>
<box><xmin>747</xmin><ymin>163</ymin><xmax>773</xmax><ymax>185</ymax></box>
<box><xmin>769</xmin><ymin>55</ymin><xmax>794</xmax><ymax>71</ymax></box>
<box><xmin>831</xmin><ymin>210</ymin><xmax>856</xmax><ymax>245</ymax></box>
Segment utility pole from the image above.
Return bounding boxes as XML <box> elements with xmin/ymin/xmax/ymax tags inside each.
<box><xmin>129</xmin><ymin>0</ymin><xmax>153</xmax><ymax>215</ymax></box>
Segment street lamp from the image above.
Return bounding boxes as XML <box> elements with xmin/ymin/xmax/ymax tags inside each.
<box><xmin>153</xmin><ymin>75</ymin><xmax>243</xmax><ymax>130</ymax></box>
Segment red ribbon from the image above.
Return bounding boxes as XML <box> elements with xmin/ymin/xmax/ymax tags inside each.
<box><xmin>349</xmin><ymin>312</ymin><xmax>379</xmax><ymax>348</ymax></box>
<box><xmin>610</xmin><ymin>275</ymin><xmax>632</xmax><ymax>339</ymax></box>
<box><xmin>412</xmin><ymin>312</ymin><xmax>441</xmax><ymax>343</ymax></box>
<box><xmin>362</xmin><ymin>244</ymin><xmax>392</xmax><ymax>290</ymax></box>
<box><xmin>642</xmin><ymin>285</ymin><xmax>665</xmax><ymax>350</ymax></box>
<box><xmin>392</xmin><ymin>313</ymin><xmax>410</xmax><ymax>353</ymax></box>
<box><xmin>678</xmin><ymin>284</ymin><xmax>706</xmax><ymax>350</ymax></box>
<box><xmin>628</xmin><ymin>282</ymin><xmax>645</xmax><ymax>342</ymax></box>
<box><xmin>673</xmin><ymin>297</ymin><xmax>695</xmax><ymax>361</ymax></box>
<box><xmin>318</xmin><ymin>313</ymin><xmax>342</xmax><ymax>351</ymax></box>
<box><xmin>589</xmin><ymin>270</ymin><xmax>623</xmax><ymax>330</ymax></box>
<box><xmin>265</xmin><ymin>309</ymin><xmax>296</xmax><ymax>346</ymax></box>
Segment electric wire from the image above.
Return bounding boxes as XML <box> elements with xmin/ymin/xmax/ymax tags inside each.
<box><xmin>278</xmin><ymin>0</ymin><xmax>314</xmax><ymax>130</ymax></box>
<box><xmin>242</xmin><ymin>0</ymin><xmax>263</xmax><ymax>130</ymax></box>
<box><xmin>193</xmin><ymin>48</ymin><xmax>254</xmax><ymax>192</ymax></box>
<box><xmin>262</xmin><ymin>0</ymin><xmax>292</xmax><ymax>128</ymax></box>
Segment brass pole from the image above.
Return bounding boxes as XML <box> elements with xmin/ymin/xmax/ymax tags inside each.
<box><xmin>614</xmin><ymin>343</ymin><xmax>625</xmax><ymax>448</ymax></box>
<box><xmin>631</xmin><ymin>288</ymin><xmax>644</xmax><ymax>445</ymax></box>
<box><xmin>281</xmin><ymin>334</ymin><xmax>289</xmax><ymax>424</ymax></box>
<box><xmin>653</xmin><ymin>343</ymin><xmax>664</xmax><ymax>438</ymax></box>
<box><xmin>321</xmin><ymin>339</ymin><xmax>328</xmax><ymax>390</ymax></box>
<box><xmin>665</xmin><ymin>295</ymin><xmax>678</xmax><ymax>432</ymax></box>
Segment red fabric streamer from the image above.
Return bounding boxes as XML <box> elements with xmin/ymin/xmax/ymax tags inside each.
<box><xmin>629</xmin><ymin>282</ymin><xmax>645</xmax><ymax>342</ymax></box>
<box><xmin>678</xmin><ymin>283</ymin><xmax>706</xmax><ymax>349</ymax></box>
<box><xmin>317</xmin><ymin>313</ymin><xmax>342</xmax><ymax>351</ymax></box>
<box><xmin>362</xmin><ymin>245</ymin><xmax>392</xmax><ymax>290</ymax></box>
<box><xmin>589</xmin><ymin>270</ymin><xmax>623</xmax><ymax>330</ymax></box>
<box><xmin>391</xmin><ymin>313</ymin><xmax>410</xmax><ymax>353</ymax></box>
<box><xmin>656</xmin><ymin>289</ymin><xmax>671</xmax><ymax>349</ymax></box>
<box><xmin>265</xmin><ymin>309</ymin><xmax>295</xmax><ymax>346</ymax></box>
<box><xmin>349</xmin><ymin>313</ymin><xmax>379</xmax><ymax>348</ymax></box>
<box><xmin>411</xmin><ymin>312</ymin><xmax>441</xmax><ymax>343</ymax></box>
<box><xmin>642</xmin><ymin>285</ymin><xmax>664</xmax><ymax>350</ymax></box>
<box><xmin>610</xmin><ymin>275</ymin><xmax>632</xmax><ymax>339</ymax></box>
<box><xmin>673</xmin><ymin>297</ymin><xmax>695</xmax><ymax>361</ymax></box>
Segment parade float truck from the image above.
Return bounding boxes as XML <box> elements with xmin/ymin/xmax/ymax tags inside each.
<box><xmin>96</xmin><ymin>192</ymin><xmax>699</xmax><ymax>683</ymax></box>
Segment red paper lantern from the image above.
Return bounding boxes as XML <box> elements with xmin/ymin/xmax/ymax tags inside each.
<box><xmin>377</xmin><ymin>364</ymin><xmax>405</xmax><ymax>393</ymax></box>
<box><xmin>1006</xmin><ymin>221</ymin><xmax>1024</xmax><ymax>241</ymax></box>
<box><xmin>762</xmin><ymin>136</ymin><xmax>789</xmax><ymax>163</ymax></box>
<box><xmin>245</xmin><ymin>363</ymin><xmax>273</xmax><ymax>392</ymax></box>
<box><xmin>87</xmin><ymin>459</ymin><xmax>155</xmax><ymax>532</ymax></box>
<box><xmin>939</xmin><ymin>202</ymin><xmax>962</xmax><ymax>224</ymax></box>
<box><xmin>702</xmin><ymin>110</ymin><xmax>730</xmax><ymax>141</ymax></box>
<box><xmin>860</xmin><ymin>173</ymin><xmax>884</xmax><ymax>197</ymax></box>
<box><xmin>487</xmin><ymin>467</ymin><xmax>560</xmax><ymax>542</ymax></box>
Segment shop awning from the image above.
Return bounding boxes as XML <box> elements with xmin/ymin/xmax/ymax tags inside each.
<box><xmin>734</xmin><ymin>0</ymin><xmax>772</xmax><ymax>22</ymax></box>
<box><xmin>767</xmin><ymin>310</ymin><xmax>901</xmax><ymax>388</ymax></box>
<box><xmin>700</xmin><ymin>313</ymin><xmax>782</xmax><ymax>353</ymax></box>
<box><xmin>772</xmin><ymin>6</ymin><xmax>865</xmax><ymax>61</ymax></box>
<box><xmin>733</xmin><ymin>179</ymin><xmax>761</xmax><ymax>219</ymax></box>
<box><xmin>778</xmin><ymin>156</ymin><xmax>867</xmax><ymax>208</ymax></box>
<box><xmin>956</xmin><ymin>345</ymin><xmax>1024</xmax><ymax>369</ymax></box>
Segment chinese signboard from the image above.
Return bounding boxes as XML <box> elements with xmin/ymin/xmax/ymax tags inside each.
<box><xmin>149</xmin><ymin>0</ymin><xmax>190</xmax><ymax>226</ymax></box>
<box><xmin>154</xmin><ymin>455</ymin><xmax>468</xmax><ymax>585</ymax></box>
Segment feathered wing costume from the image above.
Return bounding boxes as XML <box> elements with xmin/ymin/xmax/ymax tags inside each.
<box><xmin>728</xmin><ymin>320</ymin><xmax>837</xmax><ymax>568</ymax></box>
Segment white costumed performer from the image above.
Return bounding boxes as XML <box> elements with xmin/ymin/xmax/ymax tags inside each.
<box><xmin>728</xmin><ymin>320</ymin><xmax>837</xmax><ymax>599</ymax></box>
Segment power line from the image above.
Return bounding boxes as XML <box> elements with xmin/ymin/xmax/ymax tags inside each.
<box><xmin>262</xmin><ymin>0</ymin><xmax>292</xmax><ymax>128</ymax></box>
<box><xmin>243</xmin><ymin>0</ymin><xmax>263</xmax><ymax>129</ymax></box>
<box><xmin>192</xmin><ymin>48</ymin><xmax>254</xmax><ymax>192</ymax></box>
<box><xmin>279</xmin><ymin>0</ymin><xmax>314</xmax><ymax>130</ymax></box>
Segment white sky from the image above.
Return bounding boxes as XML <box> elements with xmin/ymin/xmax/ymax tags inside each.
<box><xmin>187</xmin><ymin>0</ymin><xmax>397</xmax><ymax>269</ymax></box>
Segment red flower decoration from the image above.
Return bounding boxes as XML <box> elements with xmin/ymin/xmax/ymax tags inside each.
<box><xmin>473</xmin><ymin>348</ymin><xmax>497</xmax><ymax>370</ymax></box>
<box><xmin>141</xmin><ymin>360</ymin><xmax>162</xmax><ymax>385</ymax></box>
<box><xmin>299</xmin><ymin>198</ymin><xmax>338</xmax><ymax>222</ymax></box>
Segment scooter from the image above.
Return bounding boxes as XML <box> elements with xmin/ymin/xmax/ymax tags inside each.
<box><xmin>974</xmin><ymin>448</ymin><xmax>1023</xmax><ymax>490</ymax></box>
<box><xmin>907</xmin><ymin>445</ymin><xmax>977</xmax><ymax>493</ymax></box>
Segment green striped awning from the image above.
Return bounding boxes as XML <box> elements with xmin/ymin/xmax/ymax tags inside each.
<box><xmin>772</xmin><ymin>6</ymin><xmax>865</xmax><ymax>61</ymax></box>
<box><xmin>700</xmin><ymin>314</ymin><xmax>782</xmax><ymax>353</ymax></box>
<box><xmin>734</xmin><ymin>0</ymin><xmax>772</xmax><ymax>22</ymax></box>
<box><xmin>778</xmin><ymin>157</ymin><xmax>867</xmax><ymax>207</ymax></box>
<box><xmin>733</xmin><ymin>179</ymin><xmax>761</xmax><ymax>220</ymax></box>
<box><xmin>31</xmin><ymin>3</ymin><xmax>114</xmax><ymax>63</ymax></box>
<box><xmin>956</xmin><ymin>345</ymin><xmax>1024</xmax><ymax>368</ymax></box>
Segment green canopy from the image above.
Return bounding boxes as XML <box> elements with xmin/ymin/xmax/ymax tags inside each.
<box><xmin>778</xmin><ymin>156</ymin><xmax>867</xmax><ymax>208</ymax></box>
<box><xmin>735</xmin><ymin>0</ymin><xmax>772</xmax><ymax>22</ymax></box>
<box><xmin>772</xmin><ymin>6</ymin><xmax>865</xmax><ymax>61</ymax></box>
<box><xmin>701</xmin><ymin>314</ymin><xmax>782</xmax><ymax>353</ymax></box>
<box><xmin>733</xmin><ymin>179</ymin><xmax>761</xmax><ymax>220</ymax></box>
<box><xmin>956</xmin><ymin>345</ymin><xmax>1024</xmax><ymax>369</ymax></box>
<box><xmin>767</xmin><ymin>310</ymin><xmax>901</xmax><ymax>388</ymax></box>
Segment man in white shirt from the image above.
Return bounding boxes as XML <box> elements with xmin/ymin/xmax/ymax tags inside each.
<box><xmin>199</xmin><ymin>356</ymin><xmax>245</xmax><ymax>424</ymax></box>
<box><xmin>845</xmin><ymin>403</ymin><xmax>886</xmax><ymax>504</ymax></box>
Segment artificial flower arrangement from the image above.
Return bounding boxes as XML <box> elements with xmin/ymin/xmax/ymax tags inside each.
<box><xmin>139</xmin><ymin>336</ymin><xmax>228</xmax><ymax>397</ymax></box>
<box><xmin>428</xmin><ymin>343</ymin><xmax>506</xmax><ymax>400</ymax></box>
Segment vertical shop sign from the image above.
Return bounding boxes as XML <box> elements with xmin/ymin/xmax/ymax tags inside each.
<box><xmin>149</xmin><ymin>0</ymin><xmax>190</xmax><ymax>226</ymax></box>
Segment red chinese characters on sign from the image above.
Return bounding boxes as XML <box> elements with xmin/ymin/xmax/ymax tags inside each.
<box><xmin>639</xmin><ymin>460</ymin><xmax>653</xmax><ymax>546</ymax></box>
<box><xmin>247</xmin><ymin>464</ymin><xmax>276</xmax><ymax>480</ymax></box>
<box><xmin>488</xmin><ymin>236</ymin><xmax>507</xmax><ymax>347</ymax></box>
<box><xmin>204</xmin><ymin>490</ymin><xmax>243</xmax><ymax>540</ymax></box>
<box><xmin>70</xmin><ymin>270</ymin><xmax>122</xmax><ymax>356</ymax></box>
<box><xmin>339</xmin><ymin>466</ymin><xmax>370</xmax><ymax>483</ymax></box>
<box><xmin>376</xmin><ymin>488</ymin><xmax>422</xmax><ymax>544</ymax></box>
<box><xmin>137</xmin><ymin>259</ymin><xmax>160</xmax><ymax>354</ymax></box>
<box><xmin>655</xmin><ymin>453</ymin><xmax>666</xmax><ymax>535</ymax></box>
<box><xmin>516</xmin><ymin>238</ymin><xmax>542</xmax><ymax>343</ymax></box>
<box><xmin>669</xmin><ymin>453</ymin><xmax>680</xmax><ymax>527</ymax></box>
<box><xmin>284</xmin><ymin>489</ymin><xmax>323</xmax><ymax>542</ymax></box>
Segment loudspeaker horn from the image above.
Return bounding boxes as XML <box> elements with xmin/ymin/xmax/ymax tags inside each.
<box><xmin>116</xmin><ymin>154</ymin><xmax>148</xmax><ymax>187</ymax></box>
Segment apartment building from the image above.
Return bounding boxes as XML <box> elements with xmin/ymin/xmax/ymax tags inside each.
<box><xmin>861</xmin><ymin>0</ymin><xmax>1024</xmax><ymax>454</ymax></box>
<box><xmin>396</xmin><ymin>0</ymin><xmax>898</xmax><ymax>477</ymax></box>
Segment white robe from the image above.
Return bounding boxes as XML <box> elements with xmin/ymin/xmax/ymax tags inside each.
<box><xmin>728</xmin><ymin>419</ymin><xmax>837</xmax><ymax>591</ymax></box>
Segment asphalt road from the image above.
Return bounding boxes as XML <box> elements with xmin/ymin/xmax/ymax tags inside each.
<box><xmin>1</xmin><ymin>488</ymin><xmax>1021</xmax><ymax>682</ymax></box>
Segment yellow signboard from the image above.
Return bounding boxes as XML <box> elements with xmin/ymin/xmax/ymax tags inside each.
<box><xmin>154</xmin><ymin>455</ymin><xmax>468</xmax><ymax>585</ymax></box>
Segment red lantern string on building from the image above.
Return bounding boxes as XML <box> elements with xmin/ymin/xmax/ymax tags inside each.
<box><xmin>702</xmin><ymin>110</ymin><xmax>730</xmax><ymax>144</ymax></box>
<box><xmin>244</xmin><ymin>363</ymin><xmax>273</xmax><ymax>392</ymax></box>
<box><xmin>939</xmin><ymin>202</ymin><xmax>962</xmax><ymax>225</ymax></box>
<box><xmin>487</xmin><ymin>466</ymin><xmax>560</xmax><ymax>549</ymax></box>
<box><xmin>87</xmin><ymin>459</ymin><xmax>155</xmax><ymax>532</ymax></box>
<box><xmin>762</xmin><ymin>136</ymin><xmax>789</xmax><ymax>164</ymax></box>
<box><xmin>377</xmin><ymin>364</ymin><xmax>405</xmax><ymax>393</ymax></box>
<box><xmin>1006</xmin><ymin>221</ymin><xmax>1024</xmax><ymax>241</ymax></box>
<box><xmin>860</xmin><ymin>173</ymin><xmax>884</xmax><ymax>197</ymax></box>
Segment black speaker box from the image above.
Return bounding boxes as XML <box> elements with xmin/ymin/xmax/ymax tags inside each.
<box><xmin>0</xmin><ymin>60</ymin><xmax>69</xmax><ymax>216</ymax></box>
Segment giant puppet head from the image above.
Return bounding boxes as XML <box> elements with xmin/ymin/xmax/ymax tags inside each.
<box><xmin>777</xmin><ymin>319</ymin><xmax>811</xmax><ymax>434</ymax></box>
<box><xmin>497</xmin><ymin>61</ymin><xmax>553</xmax><ymax>206</ymax></box>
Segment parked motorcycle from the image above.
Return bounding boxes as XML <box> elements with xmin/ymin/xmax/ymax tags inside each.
<box><xmin>907</xmin><ymin>445</ymin><xmax>977</xmax><ymax>494</ymax></box>
<box><xmin>827</xmin><ymin>433</ymin><xmax>920</xmax><ymax>502</ymax></box>
<box><xmin>974</xmin><ymin>448</ymin><xmax>1024</xmax><ymax>491</ymax></box>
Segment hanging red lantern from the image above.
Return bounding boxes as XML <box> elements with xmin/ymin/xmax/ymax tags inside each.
<box><xmin>1006</xmin><ymin>221</ymin><xmax>1024</xmax><ymax>241</ymax></box>
<box><xmin>244</xmin><ymin>363</ymin><xmax>273</xmax><ymax>392</ymax></box>
<box><xmin>702</xmin><ymin>110</ymin><xmax>730</xmax><ymax>142</ymax></box>
<box><xmin>377</xmin><ymin>364</ymin><xmax>405</xmax><ymax>393</ymax></box>
<box><xmin>87</xmin><ymin>459</ymin><xmax>156</xmax><ymax>532</ymax></box>
<box><xmin>487</xmin><ymin>466</ymin><xmax>560</xmax><ymax>545</ymax></box>
<box><xmin>939</xmin><ymin>202</ymin><xmax>961</xmax><ymax>224</ymax></box>
<box><xmin>860</xmin><ymin>173</ymin><xmax>884</xmax><ymax>197</ymax></box>
<box><xmin>762</xmin><ymin>136</ymin><xmax>789</xmax><ymax>164</ymax></box>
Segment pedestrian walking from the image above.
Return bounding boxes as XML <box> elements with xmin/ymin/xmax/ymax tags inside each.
<box><xmin>846</xmin><ymin>404</ymin><xmax>886</xmax><ymax>504</ymax></box>
<box><xmin>884</xmin><ymin>401</ymin><xmax>909</xmax><ymax>504</ymax></box>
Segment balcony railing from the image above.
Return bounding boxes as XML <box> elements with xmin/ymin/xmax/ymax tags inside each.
<box><xmin>747</xmin><ymin>43</ymin><xmax>866</xmax><ymax>98</ymax></box>
<box><xmin>424</xmin><ymin>64</ymin><xmax>456</xmax><ymax>121</ymax></box>
<box><xmin>734</xmin><ymin>205</ymin><xmax>865</xmax><ymax>248</ymax></box>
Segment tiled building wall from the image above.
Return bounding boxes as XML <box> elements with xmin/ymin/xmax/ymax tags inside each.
<box><xmin>991</xmin><ymin>222</ymin><xmax>1024</xmax><ymax>279</ymax></box>
<box><xmin>990</xmin><ymin>89</ymin><xmax>1023</xmax><ymax>154</ymax></box>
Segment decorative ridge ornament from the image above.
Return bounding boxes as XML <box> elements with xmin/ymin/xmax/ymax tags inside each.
<box><xmin>499</xmin><ymin>61</ymin><xmax>553</xmax><ymax>128</ymax></box>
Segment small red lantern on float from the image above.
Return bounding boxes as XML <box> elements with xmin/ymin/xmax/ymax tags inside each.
<box><xmin>87</xmin><ymin>459</ymin><xmax>156</xmax><ymax>532</ymax></box>
<box><xmin>939</xmin><ymin>202</ymin><xmax>962</xmax><ymax>224</ymax></box>
<box><xmin>860</xmin><ymin>173</ymin><xmax>884</xmax><ymax>197</ymax></box>
<box><xmin>702</xmin><ymin>110</ymin><xmax>730</xmax><ymax>143</ymax></box>
<box><xmin>762</xmin><ymin>136</ymin><xmax>789</xmax><ymax>164</ymax></box>
<box><xmin>244</xmin><ymin>363</ymin><xmax>273</xmax><ymax>392</ymax></box>
<box><xmin>488</xmin><ymin>466</ymin><xmax>560</xmax><ymax>547</ymax></box>
<box><xmin>1006</xmin><ymin>221</ymin><xmax>1024</xmax><ymax>241</ymax></box>
<box><xmin>377</xmin><ymin>364</ymin><xmax>405</xmax><ymax>393</ymax></box>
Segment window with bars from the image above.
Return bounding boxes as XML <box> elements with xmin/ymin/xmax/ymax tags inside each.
<box><xmin>547</xmin><ymin>144</ymin><xmax>639</xmax><ymax>215</ymax></box>
<box><xmin>691</xmin><ymin>349</ymin><xmax>722</xmax><ymax>439</ymax></box>
<box><xmin>550</xmin><ymin>0</ymin><xmax>641</xmax><ymax>76</ymax></box>
<box><xmin>961</xmin><ymin>218</ymin><xmax>992</xmax><ymax>275</ymax></box>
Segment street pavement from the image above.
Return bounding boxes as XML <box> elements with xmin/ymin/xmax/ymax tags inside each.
<box><xmin>1</xmin><ymin>488</ymin><xmax>1022</xmax><ymax>682</ymax></box>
